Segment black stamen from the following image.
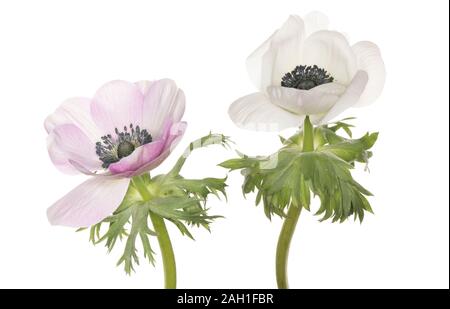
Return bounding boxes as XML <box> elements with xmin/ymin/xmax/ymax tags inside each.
<box><xmin>281</xmin><ymin>65</ymin><xmax>334</xmax><ymax>90</ymax></box>
<box><xmin>95</xmin><ymin>123</ymin><xmax>153</xmax><ymax>169</ymax></box>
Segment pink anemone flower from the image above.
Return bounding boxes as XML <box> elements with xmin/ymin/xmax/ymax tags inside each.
<box><xmin>45</xmin><ymin>79</ymin><xmax>186</xmax><ymax>228</ymax></box>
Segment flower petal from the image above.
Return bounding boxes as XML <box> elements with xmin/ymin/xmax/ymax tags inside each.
<box><xmin>228</xmin><ymin>92</ymin><xmax>304</xmax><ymax>131</ymax></box>
<box><xmin>319</xmin><ymin>70</ymin><xmax>368</xmax><ymax>124</ymax></box>
<box><xmin>91</xmin><ymin>80</ymin><xmax>144</xmax><ymax>135</ymax></box>
<box><xmin>352</xmin><ymin>41</ymin><xmax>386</xmax><ymax>107</ymax></box>
<box><xmin>142</xmin><ymin>79</ymin><xmax>185</xmax><ymax>138</ymax></box>
<box><xmin>135</xmin><ymin>80</ymin><xmax>155</xmax><ymax>97</ymax></box>
<box><xmin>47</xmin><ymin>124</ymin><xmax>101</xmax><ymax>174</ymax></box>
<box><xmin>267</xmin><ymin>82</ymin><xmax>346</xmax><ymax>115</ymax></box>
<box><xmin>133</xmin><ymin>121</ymin><xmax>187</xmax><ymax>176</ymax></box>
<box><xmin>270</xmin><ymin>15</ymin><xmax>306</xmax><ymax>86</ymax></box>
<box><xmin>302</xmin><ymin>30</ymin><xmax>357</xmax><ymax>85</ymax></box>
<box><xmin>47</xmin><ymin>177</ymin><xmax>130</xmax><ymax>227</ymax></box>
<box><xmin>108</xmin><ymin>139</ymin><xmax>166</xmax><ymax>175</ymax></box>
<box><xmin>246</xmin><ymin>32</ymin><xmax>276</xmax><ymax>91</ymax></box>
<box><xmin>46</xmin><ymin>133</ymin><xmax>79</xmax><ymax>174</ymax></box>
<box><xmin>303</xmin><ymin>11</ymin><xmax>329</xmax><ymax>36</ymax></box>
<box><xmin>44</xmin><ymin>97</ymin><xmax>101</xmax><ymax>140</ymax></box>
<box><xmin>247</xmin><ymin>15</ymin><xmax>305</xmax><ymax>91</ymax></box>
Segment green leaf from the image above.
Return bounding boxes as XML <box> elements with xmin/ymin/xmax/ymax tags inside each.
<box><xmin>219</xmin><ymin>156</ymin><xmax>259</xmax><ymax>171</ymax></box>
<box><xmin>221</xmin><ymin>143</ymin><xmax>376</xmax><ymax>223</ymax></box>
<box><xmin>167</xmin><ymin>177</ymin><xmax>227</xmax><ymax>201</ymax></box>
<box><xmin>327</xmin><ymin>117</ymin><xmax>356</xmax><ymax>137</ymax></box>
<box><xmin>318</xmin><ymin>132</ymin><xmax>378</xmax><ymax>163</ymax></box>
<box><xmin>299</xmin><ymin>175</ymin><xmax>311</xmax><ymax>211</ymax></box>
<box><xmin>79</xmin><ymin>133</ymin><xmax>228</xmax><ymax>274</ymax></box>
<box><xmin>167</xmin><ymin>218</ymin><xmax>195</xmax><ymax>239</ymax></box>
<box><xmin>146</xmin><ymin>197</ymin><xmax>200</xmax><ymax>218</ymax></box>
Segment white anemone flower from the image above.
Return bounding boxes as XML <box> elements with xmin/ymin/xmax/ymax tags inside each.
<box><xmin>229</xmin><ymin>12</ymin><xmax>385</xmax><ymax>131</ymax></box>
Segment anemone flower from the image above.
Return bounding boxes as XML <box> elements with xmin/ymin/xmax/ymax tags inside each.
<box><xmin>45</xmin><ymin>79</ymin><xmax>186</xmax><ymax>227</ymax></box>
<box><xmin>222</xmin><ymin>12</ymin><xmax>384</xmax><ymax>289</ymax></box>
<box><xmin>229</xmin><ymin>12</ymin><xmax>385</xmax><ymax>131</ymax></box>
<box><xmin>45</xmin><ymin>79</ymin><xmax>207</xmax><ymax>289</ymax></box>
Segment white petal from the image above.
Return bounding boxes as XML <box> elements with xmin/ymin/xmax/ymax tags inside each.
<box><xmin>267</xmin><ymin>82</ymin><xmax>346</xmax><ymax>115</ymax></box>
<box><xmin>303</xmin><ymin>11</ymin><xmax>329</xmax><ymax>37</ymax></box>
<box><xmin>142</xmin><ymin>79</ymin><xmax>185</xmax><ymax>138</ymax></box>
<box><xmin>228</xmin><ymin>92</ymin><xmax>304</xmax><ymax>131</ymax></box>
<box><xmin>270</xmin><ymin>16</ymin><xmax>306</xmax><ymax>86</ymax></box>
<box><xmin>44</xmin><ymin>97</ymin><xmax>101</xmax><ymax>141</ymax></box>
<box><xmin>302</xmin><ymin>30</ymin><xmax>357</xmax><ymax>85</ymax></box>
<box><xmin>246</xmin><ymin>32</ymin><xmax>276</xmax><ymax>91</ymax></box>
<box><xmin>319</xmin><ymin>70</ymin><xmax>369</xmax><ymax>124</ymax></box>
<box><xmin>47</xmin><ymin>177</ymin><xmax>130</xmax><ymax>228</ymax></box>
<box><xmin>352</xmin><ymin>41</ymin><xmax>386</xmax><ymax>107</ymax></box>
<box><xmin>247</xmin><ymin>15</ymin><xmax>305</xmax><ymax>91</ymax></box>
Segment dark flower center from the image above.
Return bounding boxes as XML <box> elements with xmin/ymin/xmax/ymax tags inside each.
<box><xmin>281</xmin><ymin>65</ymin><xmax>334</xmax><ymax>90</ymax></box>
<box><xmin>95</xmin><ymin>124</ymin><xmax>152</xmax><ymax>168</ymax></box>
<box><xmin>117</xmin><ymin>141</ymin><xmax>135</xmax><ymax>159</ymax></box>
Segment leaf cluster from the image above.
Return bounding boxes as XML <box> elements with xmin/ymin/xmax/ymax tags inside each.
<box><xmin>82</xmin><ymin>133</ymin><xmax>231</xmax><ymax>274</ymax></box>
<box><xmin>220</xmin><ymin>119</ymin><xmax>378</xmax><ymax>223</ymax></box>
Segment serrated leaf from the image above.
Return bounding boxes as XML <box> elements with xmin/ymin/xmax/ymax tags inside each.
<box><xmin>221</xmin><ymin>144</ymin><xmax>375</xmax><ymax>223</ymax></box>
<box><xmin>167</xmin><ymin>177</ymin><xmax>227</xmax><ymax>201</ymax></box>
<box><xmin>318</xmin><ymin>132</ymin><xmax>378</xmax><ymax>163</ymax></box>
<box><xmin>79</xmin><ymin>133</ymin><xmax>228</xmax><ymax>275</ymax></box>
<box><xmin>167</xmin><ymin>218</ymin><xmax>195</xmax><ymax>240</ymax></box>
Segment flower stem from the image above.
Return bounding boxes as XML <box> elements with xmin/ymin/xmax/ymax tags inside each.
<box><xmin>302</xmin><ymin>115</ymin><xmax>314</xmax><ymax>152</ymax></box>
<box><xmin>132</xmin><ymin>175</ymin><xmax>177</xmax><ymax>289</ymax></box>
<box><xmin>149</xmin><ymin>210</ymin><xmax>176</xmax><ymax>289</ymax></box>
<box><xmin>276</xmin><ymin>205</ymin><xmax>302</xmax><ymax>289</ymax></box>
<box><xmin>275</xmin><ymin>116</ymin><xmax>314</xmax><ymax>289</ymax></box>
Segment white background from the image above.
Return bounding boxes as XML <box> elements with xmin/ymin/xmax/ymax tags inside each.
<box><xmin>0</xmin><ymin>0</ymin><xmax>448</xmax><ymax>289</ymax></box>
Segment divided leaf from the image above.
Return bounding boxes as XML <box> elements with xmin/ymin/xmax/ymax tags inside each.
<box><xmin>82</xmin><ymin>133</ymin><xmax>229</xmax><ymax>274</ymax></box>
<box><xmin>221</xmin><ymin>122</ymin><xmax>378</xmax><ymax>223</ymax></box>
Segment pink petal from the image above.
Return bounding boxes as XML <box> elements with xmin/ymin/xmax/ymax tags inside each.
<box><xmin>133</xmin><ymin>121</ymin><xmax>187</xmax><ymax>176</ymax></box>
<box><xmin>46</xmin><ymin>133</ymin><xmax>79</xmax><ymax>175</ymax></box>
<box><xmin>91</xmin><ymin>80</ymin><xmax>144</xmax><ymax>135</ymax></box>
<box><xmin>142</xmin><ymin>79</ymin><xmax>185</xmax><ymax>138</ymax></box>
<box><xmin>135</xmin><ymin>80</ymin><xmax>155</xmax><ymax>96</ymax></box>
<box><xmin>44</xmin><ymin>97</ymin><xmax>101</xmax><ymax>141</ymax></box>
<box><xmin>107</xmin><ymin>121</ymin><xmax>186</xmax><ymax>177</ymax></box>
<box><xmin>48</xmin><ymin>124</ymin><xmax>101</xmax><ymax>174</ymax></box>
<box><xmin>108</xmin><ymin>139</ymin><xmax>166</xmax><ymax>175</ymax></box>
<box><xmin>47</xmin><ymin>177</ymin><xmax>130</xmax><ymax>228</ymax></box>
<box><xmin>68</xmin><ymin>123</ymin><xmax>185</xmax><ymax>178</ymax></box>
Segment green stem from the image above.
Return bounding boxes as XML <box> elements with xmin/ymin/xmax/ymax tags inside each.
<box><xmin>132</xmin><ymin>175</ymin><xmax>177</xmax><ymax>289</ymax></box>
<box><xmin>275</xmin><ymin>116</ymin><xmax>313</xmax><ymax>289</ymax></box>
<box><xmin>149</xmin><ymin>211</ymin><xmax>176</xmax><ymax>289</ymax></box>
<box><xmin>276</xmin><ymin>205</ymin><xmax>302</xmax><ymax>289</ymax></box>
<box><xmin>302</xmin><ymin>115</ymin><xmax>314</xmax><ymax>152</ymax></box>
